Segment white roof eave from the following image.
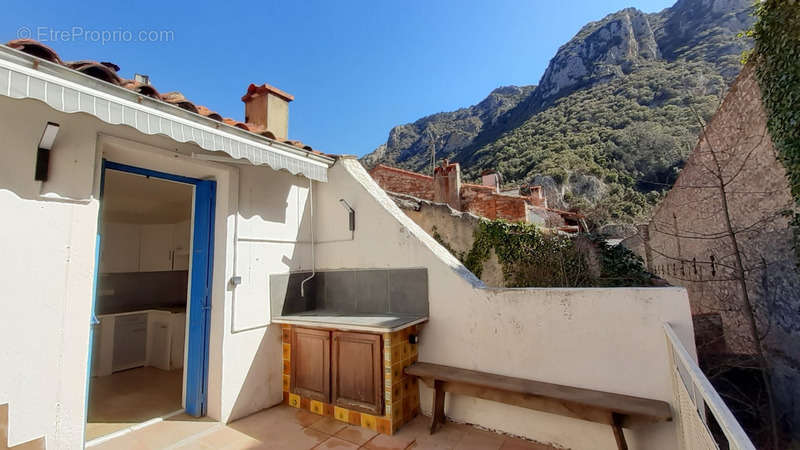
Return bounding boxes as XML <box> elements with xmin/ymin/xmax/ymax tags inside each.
<box><xmin>0</xmin><ymin>45</ymin><xmax>333</xmax><ymax>182</ymax></box>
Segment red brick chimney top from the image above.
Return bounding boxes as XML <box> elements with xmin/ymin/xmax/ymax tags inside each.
<box><xmin>434</xmin><ymin>158</ymin><xmax>459</xmax><ymax>176</ymax></box>
<box><xmin>241</xmin><ymin>83</ymin><xmax>295</xmax><ymax>103</ymax></box>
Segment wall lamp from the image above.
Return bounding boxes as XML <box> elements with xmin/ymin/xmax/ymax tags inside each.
<box><xmin>339</xmin><ymin>199</ymin><xmax>355</xmax><ymax>232</ymax></box>
<box><xmin>34</xmin><ymin>122</ymin><xmax>60</xmax><ymax>181</ymax></box>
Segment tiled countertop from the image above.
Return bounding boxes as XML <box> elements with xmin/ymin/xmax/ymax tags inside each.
<box><xmin>96</xmin><ymin>305</ymin><xmax>187</xmax><ymax>317</ymax></box>
<box><xmin>272</xmin><ymin>311</ymin><xmax>427</xmax><ymax>333</ymax></box>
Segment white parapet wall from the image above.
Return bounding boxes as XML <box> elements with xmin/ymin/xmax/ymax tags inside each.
<box><xmin>314</xmin><ymin>157</ymin><xmax>696</xmax><ymax>450</ymax></box>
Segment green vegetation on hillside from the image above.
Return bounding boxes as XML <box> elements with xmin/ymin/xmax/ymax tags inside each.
<box><xmin>464</xmin><ymin>60</ymin><xmax>726</xmax><ymax>225</ymax></box>
<box><xmin>435</xmin><ymin>219</ymin><xmax>654</xmax><ymax>287</ymax></box>
<box><xmin>362</xmin><ymin>0</ymin><xmax>753</xmax><ymax>226</ymax></box>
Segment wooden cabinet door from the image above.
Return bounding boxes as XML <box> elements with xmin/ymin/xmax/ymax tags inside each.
<box><xmin>332</xmin><ymin>331</ymin><xmax>383</xmax><ymax>415</ymax></box>
<box><xmin>291</xmin><ymin>327</ymin><xmax>331</xmax><ymax>402</ymax></box>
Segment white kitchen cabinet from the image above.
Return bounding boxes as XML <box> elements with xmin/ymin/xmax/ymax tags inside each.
<box><xmin>100</xmin><ymin>222</ymin><xmax>141</xmax><ymax>273</ymax></box>
<box><xmin>139</xmin><ymin>224</ymin><xmax>174</xmax><ymax>272</ymax></box>
<box><xmin>170</xmin><ymin>312</ymin><xmax>186</xmax><ymax>369</ymax></box>
<box><xmin>94</xmin><ymin>310</ymin><xmax>186</xmax><ymax>376</ymax></box>
<box><xmin>92</xmin><ymin>316</ymin><xmax>115</xmax><ymax>376</ymax></box>
<box><xmin>90</xmin><ymin>320</ymin><xmax>102</xmax><ymax>376</ymax></box>
<box><xmin>147</xmin><ymin>311</ymin><xmax>172</xmax><ymax>370</ymax></box>
<box><xmin>112</xmin><ymin>313</ymin><xmax>148</xmax><ymax>372</ymax></box>
<box><xmin>172</xmin><ymin>220</ymin><xmax>191</xmax><ymax>271</ymax></box>
<box><xmin>100</xmin><ymin>221</ymin><xmax>191</xmax><ymax>273</ymax></box>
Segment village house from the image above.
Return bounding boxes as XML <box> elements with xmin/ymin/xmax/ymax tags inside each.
<box><xmin>0</xmin><ymin>39</ymin><xmax>753</xmax><ymax>450</ymax></box>
<box><xmin>639</xmin><ymin>63</ymin><xmax>800</xmax><ymax>437</ymax></box>
<box><xmin>369</xmin><ymin>162</ymin><xmax>586</xmax><ymax>233</ymax></box>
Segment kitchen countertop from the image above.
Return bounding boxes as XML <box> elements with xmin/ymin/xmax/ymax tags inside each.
<box><xmin>96</xmin><ymin>305</ymin><xmax>186</xmax><ymax>317</ymax></box>
<box><xmin>272</xmin><ymin>311</ymin><xmax>427</xmax><ymax>333</ymax></box>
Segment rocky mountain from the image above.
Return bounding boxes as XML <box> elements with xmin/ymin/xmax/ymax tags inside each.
<box><xmin>534</xmin><ymin>8</ymin><xmax>660</xmax><ymax>104</ymax></box>
<box><xmin>649</xmin><ymin>0</ymin><xmax>755</xmax><ymax>78</ymax></box>
<box><xmin>360</xmin><ymin>85</ymin><xmax>535</xmax><ymax>171</ymax></box>
<box><xmin>362</xmin><ymin>0</ymin><xmax>754</xmax><ymax>225</ymax></box>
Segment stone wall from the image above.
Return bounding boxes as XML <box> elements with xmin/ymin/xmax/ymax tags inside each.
<box><xmin>460</xmin><ymin>184</ymin><xmax>528</xmax><ymax>222</ymax></box>
<box><xmin>644</xmin><ymin>63</ymin><xmax>800</xmax><ymax>431</ymax></box>
<box><xmin>369</xmin><ymin>164</ymin><xmax>531</xmax><ymax>223</ymax></box>
<box><xmin>369</xmin><ymin>165</ymin><xmax>435</xmax><ymax>201</ymax></box>
<box><xmin>388</xmin><ymin>193</ymin><xmax>507</xmax><ymax>287</ymax></box>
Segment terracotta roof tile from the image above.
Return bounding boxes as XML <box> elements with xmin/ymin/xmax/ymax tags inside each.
<box><xmin>67</xmin><ymin>60</ymin><xmax>120</xmax><ymax>72</ymax></box>
<box><xmin>161</xmin><ymin>91</ymin><xmax>199</xmax><ymax>113</ymax></box>
<box><xmin>6</xmin><ymin>39</ymin><xmax>62</xmax><ymax>64</ymax></box>
<box><xmin>66</xmin><ymin>60</ymin><xmax>122</xmax><ymax>85</ymax></box>
<box><xmin>223</xmin><ymin>118</ymin><xmax>251</xmax><ymax>130</ymax></box>
<box><xmin>4</xmin><ymin>39</ymin><xmax>324</xmax><ymax>154</ymax></box>
<box><xmin>120</xmin><ymin>80</ymin><xmax>161</xmax><ymax>99</ymax></box>
<box><xmin>195</xmin><ymin>105</ymin><xmax>223</xmax><ymax>122</ymax></box>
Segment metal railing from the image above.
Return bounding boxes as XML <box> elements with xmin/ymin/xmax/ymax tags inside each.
<box><xmin>664</xmin><ymin>323</ymin><xmax>756</xmax><ymax>450</ymax></box>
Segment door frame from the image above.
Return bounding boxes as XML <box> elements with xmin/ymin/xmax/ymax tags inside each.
<box><xmin>88</xmin><ymin>159</ymin><xmax>216</xmax><ymax>418</ymax></box>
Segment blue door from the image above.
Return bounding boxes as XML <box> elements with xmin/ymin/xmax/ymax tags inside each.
<box><xmin>185</xmin><ymin>179</ymin><xmax>216</xmax><ymax>416</ymax></box>
<box><xmin>90</xmin><ymin>161</ymin><xmax>216</xmax><ymax>417</ymax></box>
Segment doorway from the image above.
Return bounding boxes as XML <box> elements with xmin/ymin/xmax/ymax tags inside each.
<box><xmin>86</xmin><ymin>161</ymin><xmax>215</xmax><ymax>441</ymax></box>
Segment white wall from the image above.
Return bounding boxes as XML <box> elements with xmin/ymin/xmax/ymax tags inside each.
<box><xmin>0</xmin><ymin>96</ymin><xmax>312</xmax><ymax>448</ymax></box>
<box><xmin>0</xmin><ymin>97</ymin><xmax>102</xmax><ymax>449</ymax></box>
<box><xmin>313</xmin><ymin>157</ymin><xmax>695</xmax><ymax>450</ymax></box>
<box><xmin>222</xmin><ymin>164</ymin><xmax>312</xmax><ymax>421</ymax></box>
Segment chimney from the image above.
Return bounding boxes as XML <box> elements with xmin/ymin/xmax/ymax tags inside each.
<box><xmin>529</xmin><ymin>185</ymin><xmax>547</xmax><ymax>208</ymax></box>
<box><xmin>134</xmin><ymin>73</ymin><xmax>150</xmax><ymax>85</ymax></box>
<box><xmin>433</xmin><ymin>159</ymin><xmax>462</xmax><ymax>210</ymax></box>
<box><xmin>481</xmin><ymin>169</ymin><xmax>502</xmax><ymax>193</ymax></box>
<box><xmin>242</xmin><ymin>83</ymin><xmax>295</xmax><ymax>139</ymax></box>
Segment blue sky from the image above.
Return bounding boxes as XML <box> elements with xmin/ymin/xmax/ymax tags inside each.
<box><xmin>3</xmin><ymin>0</ymin><xmax>675</xmax><ymax>156</ymax></box>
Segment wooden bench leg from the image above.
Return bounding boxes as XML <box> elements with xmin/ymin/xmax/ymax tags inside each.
<box><xmin>611</xmin><ymin>413</ymin><xmax>628</xmax><ymax>450</ymax></box>
<box><xmin>430</xmin><ymin>380</ymin><xmax>446</xmax><ymax>434</ymax></box>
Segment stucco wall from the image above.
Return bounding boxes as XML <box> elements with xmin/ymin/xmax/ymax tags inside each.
<box><xmin>645</xmin><ymin>63</ymin><xmax>800</xmax><ymax>432</ymax></box>
<box><xmin>387</xmin><ymin>193</ymin><xmax>507</xmax><ymax>287</ymax></box>
<box><xmin>0</xmin><ymin>95</ymin><xmax>311</xmax><ymax>448</ymax></box>
<box><xmin>224</xmin><ymin>164</ymin><xmax>312</xmax><ymax>421</ymax></box>
<box><xmin>313</xmin><ymin>157</ymin><xmax>695</xmax><ymax>450</ymax></box>
<box><xmin>0</xmin><ymin>97</ymin><xmax>105</xmax><ymax>449</ymax></box>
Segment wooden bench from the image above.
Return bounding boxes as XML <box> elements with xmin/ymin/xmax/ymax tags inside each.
<box><xmin>405</xmin><ymin>362</ymin><xmax>672</xmax><ymax>450</ymax></box>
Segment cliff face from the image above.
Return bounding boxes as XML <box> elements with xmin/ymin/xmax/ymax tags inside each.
<box><xmin>362</xmin><ymin>0</ymin><xmax>754</xmax><ymax>224</ymax></box>
<box><xmin>360</xmin><ymin>85</ymin><xmax>534</xmax><ymax>170</ymax></box>
<box><xmin>651</xmin><ymin>0</ymin><xmax>754</xmax><ymax>78</ymax></box>
<box><xmin>535</xmin><ymin>8</ymin><xmax>659</xmax><ymax>102</ymax></box>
